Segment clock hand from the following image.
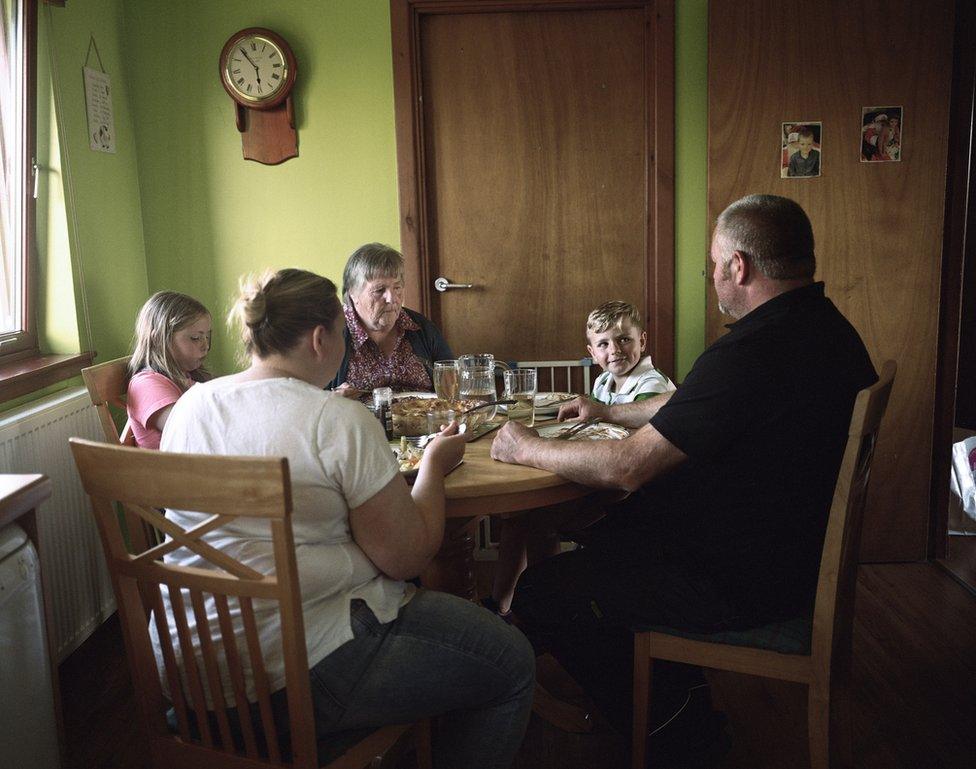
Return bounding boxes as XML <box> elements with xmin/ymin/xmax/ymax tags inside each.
<box><xmin>238</xmin><ymin>47</ymin><xmax>264</xmax><ymax>86</ymax></box>
<box><xmin>239</xmin><ymin>47</ymin><xmax>260</xmax><ymax>71</ymax></box>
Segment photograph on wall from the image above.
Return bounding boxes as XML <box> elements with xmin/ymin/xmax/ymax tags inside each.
<box><xmin>781</xmin><ymin>122</ymin><xmax>822</xmax><ymax>178</ymax></box>
<box><xmin>861</xmin><ymin>106</ymin><xmax>902</xmax><ymax>162</ymax></box>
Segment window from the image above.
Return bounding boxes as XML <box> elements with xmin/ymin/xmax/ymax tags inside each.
<box><xmin>0</xmin><ymin>0</ymin><xmax>36</xmax><ymax>360</ymax></box>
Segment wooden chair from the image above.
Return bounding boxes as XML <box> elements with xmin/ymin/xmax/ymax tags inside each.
<box><xmin>631</xmin><ymin>360</ymin><xmax>896</xmax><ymax>769</ymax></box>
<box><xmin>81</xmin><ymin>355</ymin><xmax>136</xmax><ymax>446</ymax></box>
<box><xmin>81</xmin><ymin>356</ymin><xmax>165</xmax><ymax>553</ymax></box>
<box><xmin>510</xmin><ymin>358</ymin><xmax>596</xmax><ymax>395</ymax></box>
<box><xmin>69</xmin><ymin>438</ymin><xmax>432</xmax><ymax>769</ymax></box>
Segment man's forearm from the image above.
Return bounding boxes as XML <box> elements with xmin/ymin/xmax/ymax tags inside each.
<box><xmin>607</xmin><ymin>391</ymin><xmax>674</xmax><ymax>428</ymax></box>
<box><xmin>511</xmin><ymin>422</ymin><xmax>686</xmax><ymax>492</ymax></box>
<box><xmin>514</xmin><ymin>435</ymin><xmax>633</xmax><ymax>489</ymax></box>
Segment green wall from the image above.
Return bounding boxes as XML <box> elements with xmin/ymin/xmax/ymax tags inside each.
<box><xmin>41</xmin><ymin>0</ymin><xmax>149</xmax><ymax>361</ymax></box>
<box><xmin>674</xmin><ymin>0</ymin><xmax>708</xmax><ymax>380</ymax></box>
<box><xmin>124</xmin><ymin>0</ymin><xmax>402</xmax><ymax>375</ymax></box>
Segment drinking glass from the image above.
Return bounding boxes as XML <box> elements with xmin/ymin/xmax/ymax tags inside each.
<box><xmin>427</xmin><ymin>408</ymin><xmax>456</xmax><ymax>434</ymax></box>
<box><xmin>433</xmin><ymin>360</ymin><xmax>460</xmax><ymax>401</ymax></box>
<box><xmin>504</xmin><ymin>368</ymin><xmax>538</xmax><ymax>426</ymax></box>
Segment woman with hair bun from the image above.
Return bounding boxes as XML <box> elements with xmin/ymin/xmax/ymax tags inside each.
<box><xmin>157</xmin><ymin>268</ymin><xmax>534</xmax><ymax>768</ymax></box>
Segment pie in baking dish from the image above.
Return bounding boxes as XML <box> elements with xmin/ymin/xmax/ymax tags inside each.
<box><xmin>391</xmin><ymin>396</ymin><xmax>488</xmax><ymax>436</ymax></box>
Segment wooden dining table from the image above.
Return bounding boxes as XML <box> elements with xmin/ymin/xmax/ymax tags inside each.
<box><xmin>419</xmin><ymin>422</ymin><xmax>595</xmax><ymax>599</ymax></box>
<box><xmin>417</xmin><ymin>424</ymin><xmax>601</xmax><ymax>733</ymax></box>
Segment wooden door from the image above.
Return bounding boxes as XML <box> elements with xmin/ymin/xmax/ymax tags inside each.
<box><xmin>391</xmin><ymin>0</ymin><xmax>675</xmax><ymax>373</ymax></box>
<box><xmin>706</xmin><ymin>0</ymin><xmax>955</xmax><ymax>562</ymax></box>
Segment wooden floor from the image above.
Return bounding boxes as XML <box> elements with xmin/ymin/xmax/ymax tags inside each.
<box><xmin>59</xmin><ymin>563</ymin><xmax>976</xmax><ymax>769</ymax></box>
<box><xmin>943</xmin><ymin>534</ymin><xmax>976</xmax><ymax>592</ymax></box>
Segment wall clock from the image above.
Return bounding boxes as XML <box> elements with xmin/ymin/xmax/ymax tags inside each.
<box><xmin>219</xmin><ymin>28</ymin><xmax>298</xmax><ymax>164</ymax></box>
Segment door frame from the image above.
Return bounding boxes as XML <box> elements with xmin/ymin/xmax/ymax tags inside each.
<box><xmin>932</xmin><ymin>0</ymin><xmax>976</xmax><ymax>565</ymax></box>
<box><xmin>389</xmin><ymin>0</ymin><xmax>676</xmax><ymax>375</ymax></box>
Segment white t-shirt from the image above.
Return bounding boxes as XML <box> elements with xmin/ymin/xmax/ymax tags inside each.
<box><xmin>154</xmin><ymin>376</ymin><xmax>408</xmax><ymax>701</ymax></box>
<box><xmin>591</xmin><ymin>355</ymin><xmax>676</xmax><ymax>405</ymax></box>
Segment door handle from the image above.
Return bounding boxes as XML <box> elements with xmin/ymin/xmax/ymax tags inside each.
<box><xmin>434</xmin><ymin>276</ymin><xmax>474</xmax><ymax>292</ymax></box>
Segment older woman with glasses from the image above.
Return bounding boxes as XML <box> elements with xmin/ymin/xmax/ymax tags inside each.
<box><xmin>330</xmin><ymin>243</ymin><xmax>453</xmax><ymax>397</ymax></box>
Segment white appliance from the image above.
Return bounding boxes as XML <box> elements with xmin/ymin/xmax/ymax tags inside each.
<box><xmin>0</xmin><ymin>524</ymin><xmax>61</xmax><ymax>769</ymax></box>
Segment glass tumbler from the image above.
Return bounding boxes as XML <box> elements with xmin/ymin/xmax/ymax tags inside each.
<box><xmin>433</xmin><ymin>360</ymin><xmax>460</xmax><ymax>401</ymax></box>
<box><xmin>503</xmin><ymin>368</ymin><xmax>538</xmax><ymax>426</ymax></box>
<box><xmin>427</xmin><ymin>408</ymin><xmax>457</xmax><ymax>434</ymax></box>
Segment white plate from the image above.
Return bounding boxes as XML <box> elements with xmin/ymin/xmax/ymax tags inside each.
<box><xmin>393</xmin><ymin>391</ymin><xmax>437</xmax><ymax>400</ymax></box>
<box><xmin>533</xmin><ymin>392</ymin><xmax>578</xmax><ymax>415</ymax></box>
<box><xmin>389</xmin><ymin>441</ymin><xmax>464</xmax><ymax>480</ymax></box>
<box><xmin>391</xmin><ymin>440</ymin><xmax>424</xmax><ymax>477</ymax></box>
<box><xmin>535</xmin><ymin>421</ymin><xmax>629</xmax><ymax>441</ymax></box>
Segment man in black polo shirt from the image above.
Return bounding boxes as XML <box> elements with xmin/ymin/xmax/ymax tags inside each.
<box><xmin>491</xmin><ymin>194</ymin><xmax>877</xmax><ymax>762</ymax></box>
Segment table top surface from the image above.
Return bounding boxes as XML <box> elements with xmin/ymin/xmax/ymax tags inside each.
<box><xmin>0</xmin><ymin>474</ymin><xmax>52</xmax><ymax>527</ymax></box>
<box><xmin>440</xmin><ymin>427</ymin><xmax>590</xmax><ymax>517</ymax></box>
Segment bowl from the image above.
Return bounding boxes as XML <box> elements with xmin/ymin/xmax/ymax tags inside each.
<box><xmin>453</xmin><ymin>399</ymin><xmax>490</xmax><ymax>432</ymax></box>
<box><xmin>391</xmin><ymin>396</ymin><xmax>488</xmax><ymax>436</ymax></box>
<box><xmin>391</xmin><ymin>397</ymin><xmax>451</xmax><ymax>437</ymax></box>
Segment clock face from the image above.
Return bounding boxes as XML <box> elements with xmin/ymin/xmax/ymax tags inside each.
<box><xmin>221</xmin><ymin>32</ymin><xmax>291</xmax><ymax>105</ymax></box>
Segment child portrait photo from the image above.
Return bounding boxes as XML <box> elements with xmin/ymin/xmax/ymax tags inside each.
<box><xmin>861</xmin><ymin>106</ymin><xmax>902</xmax><ymax>162</ymax></box>
<box><xmin>781</xmin><ymin>121</ymin><xmax>822</xmax><ymax>178</ymax></box>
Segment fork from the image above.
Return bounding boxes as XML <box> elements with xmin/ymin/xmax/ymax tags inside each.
<box><xmin>556</xmin><ymin>416</ymin><xmax>600</xmax><ymax>440</ymax></box>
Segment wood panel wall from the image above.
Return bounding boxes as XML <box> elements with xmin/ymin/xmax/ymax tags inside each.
<box><xmin>707</xmin><ymin>0</ymin><xmax>956</xmax><ymax>561</ymax></box>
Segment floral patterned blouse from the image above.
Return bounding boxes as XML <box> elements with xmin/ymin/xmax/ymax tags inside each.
<box><xmin>343</xmin><ymin>303</ymin><xmax>433</xmax><ymax>392</ymax></box>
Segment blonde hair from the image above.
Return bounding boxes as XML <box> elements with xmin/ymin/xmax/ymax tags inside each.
<box><xmin>229</xmin><ymin>268</ymin><xmax>342</xmax><ymax>363</ymax></box>
<box><xmin>586</xmin><ymin>301</ymin><xmax>644</xmax><ymax>337</ymax></box>
<box><xmin>128</xmin><ymin>291</ymin><xmax>211</xmax><ymax>390</ymax></box>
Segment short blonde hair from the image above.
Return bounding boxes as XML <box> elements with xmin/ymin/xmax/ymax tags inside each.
<box><xmin>586</xmin><ymin>301</ymin><xmax>643</xmax><ymax>337</ymax></box>
<box><xmin>229</xmin><ymin>268</ymin><xmax>342</xmax><ymax>364</ymax></box>
<box><xmin>128</xmin><ymin>291</ymin><xmax>211</xmax><ymax>389</ymax></box>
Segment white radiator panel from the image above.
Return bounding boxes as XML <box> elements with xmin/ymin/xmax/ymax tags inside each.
<box><xmin>0</xmin><ymin>387</ymin><xmax>115</xmax><ymax>661</ymax></box>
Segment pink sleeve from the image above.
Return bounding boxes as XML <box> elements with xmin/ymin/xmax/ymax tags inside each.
<box><xmin>127</xmin><ymin>370</ymin><xmax>183</xmax><ymax>431</ymax></box>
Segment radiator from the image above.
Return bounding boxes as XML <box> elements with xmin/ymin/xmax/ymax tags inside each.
<box><xmin>0</xmin><ymin>387</ymin><xmax>115</xmax><ymax>661</ymax></box>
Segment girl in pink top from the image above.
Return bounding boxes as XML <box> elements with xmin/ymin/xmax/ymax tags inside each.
<box><xmin>126</xmin><ymin>292</ymin><xmax>212</xmax><ymax>449</ymax></box>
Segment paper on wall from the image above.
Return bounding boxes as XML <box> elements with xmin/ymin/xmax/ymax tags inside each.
<box><xmin>84</xmin><ymin>66</ymin><xmax>116</xmax><ymax>153</ymax></box>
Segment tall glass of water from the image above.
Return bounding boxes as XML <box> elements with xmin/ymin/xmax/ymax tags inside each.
<box><xmin>433</xmin><ymin>360</ymin><xmax>460</xmax><ymax>401</ymax></box>
<box><xmin>503</xmin><ymin>368</ymin><xmax>538</xmax><ymax>426</ymax></box>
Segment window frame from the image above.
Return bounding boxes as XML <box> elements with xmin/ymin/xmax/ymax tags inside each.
<box><xmin>0</xmin><ymin>0</ymin><xmax>38</xmax><ymax>363</ymax></box>
<box><xmin>0</xmin><ymin>0</ymin><xmax>93</xmax><ymax>403</ymax></box>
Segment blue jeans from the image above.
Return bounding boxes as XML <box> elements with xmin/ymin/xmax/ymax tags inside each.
<box><xmin>310</xmin><ymin>589</ymin><xmax>535</xmax><ymax>769</ymax></box>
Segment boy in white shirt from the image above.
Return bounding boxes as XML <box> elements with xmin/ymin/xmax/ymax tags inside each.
<box><xmin>484</xmin><ymin>301</ymin><xmax>674</xmax><ymax>618</ymax></box>
<box><xmin>586</xmin><ymin>301</ymin><xmax>675</xmax><ymax>405</ymax></box>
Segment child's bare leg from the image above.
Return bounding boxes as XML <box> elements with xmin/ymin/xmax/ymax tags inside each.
<box><xmin>491</xmin><ymin>500</ymin><xmax>609</xmax><ymax>614</ymax></box>
<box><xmin>491</xmin><ymin>516</ymin><xmax>531</xmax><ymax>614</ymax></box>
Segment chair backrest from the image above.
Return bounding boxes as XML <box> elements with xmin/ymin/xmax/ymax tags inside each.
<box><xmin>69</xmin><ymin>438</ymin><xmax>319</xmax><ymax>769</ymax></box>
<box><xmin>811</xmin><ymin>360</ymin><xmax>896</xmax><ymax>669</ymax></box>
<box><xmin>81</xmin><ymin>355</ymin><xmax>162</xmax><ymax>554</ymax></box>
<box><xmin>511</xmin><ymin>358</ymin><xmax>596</xmax><ymax>395</ymax></box>
<box><xmin>81</xmin><ymin>356</ymin><xmax>136</xmax><ymax>446</ymax></box>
